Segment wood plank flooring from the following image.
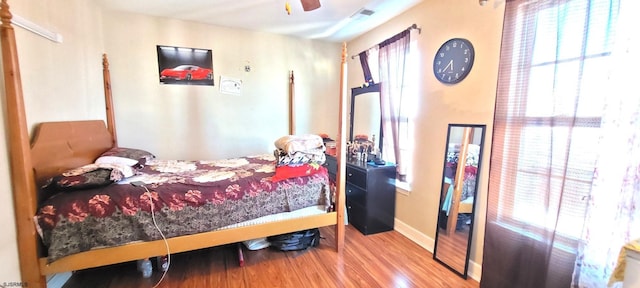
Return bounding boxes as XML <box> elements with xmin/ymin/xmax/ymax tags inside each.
<box><xmin>62</xmin><ymin>225</ymin><xmax>479</xmax><ymax>288</ymax></box>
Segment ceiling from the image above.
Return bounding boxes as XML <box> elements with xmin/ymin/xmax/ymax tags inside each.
<box><xmin>97</xmin><ymin>0</ymin><xmax>424</xmax><ymax>42</ymax></box>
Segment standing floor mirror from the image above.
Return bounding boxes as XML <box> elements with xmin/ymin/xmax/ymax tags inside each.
<box><xmin>433</xmin><ymin>124</ymin><xmax>486</xmax><ymax>278</ymax></box>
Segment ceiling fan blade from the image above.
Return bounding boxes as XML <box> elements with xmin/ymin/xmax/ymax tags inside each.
<box><xmin>300</xmin><ymin>0</ymin><xmax>321</xmax><ymax>11</ymax></box>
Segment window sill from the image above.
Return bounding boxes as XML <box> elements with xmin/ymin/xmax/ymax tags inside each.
<box><xmin>396</xmin><ymin>181</ymin><xmax>411</xmax><ymax>195</ymax></box>
<box><xmin>494</xmin><ymin>221</ymin><xmax>579</xmax><ymax>254</ymax></box>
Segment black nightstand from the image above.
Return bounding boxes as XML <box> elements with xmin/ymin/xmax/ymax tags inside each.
<box><xmin>324</xmin><ymin>155</ymin><xmax>396</xmax><ymax>235</ymax></box>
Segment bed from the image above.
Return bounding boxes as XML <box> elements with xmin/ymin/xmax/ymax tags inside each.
<box><xmin>0</xmin><ymin>1</ymin><xmax>349</xmax><ymax>286</ymax></box>
<box><xmin>35</xmin><ymin>145</ymin><xmax>331</xmax><ymax>263</ymax></box>
<box><xmin>440</xmin><ymin>128</ymin><xmax>480</xmax><ymax>235</ymax></box>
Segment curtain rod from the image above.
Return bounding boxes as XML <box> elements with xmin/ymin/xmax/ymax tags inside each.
<box><xmin>350</xmin><ymin>24</ymin><xmax>420</xmax><ymax>59</ymax></box>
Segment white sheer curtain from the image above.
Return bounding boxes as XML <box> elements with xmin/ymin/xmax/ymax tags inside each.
<box><xmin>572</xmin><ymin>0</ymin><xmax>640</xmax><ymax>286</ymax></box>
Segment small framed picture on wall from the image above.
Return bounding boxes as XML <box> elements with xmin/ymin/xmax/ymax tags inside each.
<box><xmin>157</xmin><ymin>45</ymin><xmax>214</xmax><ymax>86</ymax></box>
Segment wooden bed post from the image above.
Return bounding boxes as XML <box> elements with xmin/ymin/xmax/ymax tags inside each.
<box><xmin>446</xmin><ymin>127</ymin><xmax>472</xmax><ymax>235</ymax></box>
<box><xmin>103</xmin><ymin>54</ymin><xmax>117</xmax><ymax>146</ymax></box>
<box><xmin>0</xmin><ymin>1</ymin><xmax>46</xmax><ymax>287</ymax></box>
<box><xmin>289</xmin><ymin>71</ymin><xmax>295</xmax><ymax>135</ymax></box>
<box><xmin>334</xmin><ymin>43</ymin><xmax>348</xmax><ymax>252</ymax></box>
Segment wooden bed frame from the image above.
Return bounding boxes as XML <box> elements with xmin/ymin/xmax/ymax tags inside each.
<box><xmin>0</xmin><ymin>1</ymin><xmax>348</xmax><ymax>287</ymax></box>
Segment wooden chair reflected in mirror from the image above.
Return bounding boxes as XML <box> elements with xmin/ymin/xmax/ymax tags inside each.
<box><xmin>433</xmin><ymin>124</ymin><xmax>486</xmax><ymax>278</ymax></box>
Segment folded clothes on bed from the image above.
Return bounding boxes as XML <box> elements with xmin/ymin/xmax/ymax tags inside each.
<box><xmin>274</xmin><ymin>148</ymin><xmax>326</xmax><ymax>167</ymax></box>
<box><xmin>274</xmin><ymin>134</ymin><xmax>325</xmax><ymax>155</ymax></box>
<box><xmin>271</xmin><ymin>163</ymin><xmax>326</xmax><ymax>182</ymax></box>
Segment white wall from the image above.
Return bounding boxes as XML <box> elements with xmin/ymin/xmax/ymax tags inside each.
<box><xmin>1</xmin><ymin>0</ymin><xmax>106</xmax><ymax>284</ymax></box>
<box><xmin>15</xmin><ymin>1</ymin><xmax>107</xmax><ymax>130</ymax></box>
<box><xmin>0</xmin><ymin>83</ymin><xmax>21</xmax><ymax>288</ymax></box>
<box><xmin>101</xmin><ymin>10</ymin><xmax>341</xmax><ymax>160</ymax></box>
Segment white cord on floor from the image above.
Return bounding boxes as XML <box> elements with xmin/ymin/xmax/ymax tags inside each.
<box><xmin>142</xmin><ymin>186</ymin><xmax>171</xmax><ymax>288</ymax></box>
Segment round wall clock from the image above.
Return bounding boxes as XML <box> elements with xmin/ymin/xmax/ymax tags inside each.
<box><xmin>433</xmin><ymin>38</ymin><xmax>475</xmax><ymax>84</ymax></box>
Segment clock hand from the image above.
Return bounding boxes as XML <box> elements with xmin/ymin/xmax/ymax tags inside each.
<box><xmin>443</xmin><ymin>60</ymin><xmax>454</xmax><ymax>73</ymax></box>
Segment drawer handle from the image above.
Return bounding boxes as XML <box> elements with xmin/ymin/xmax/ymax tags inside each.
<box><xmin>348</xmin><ymin>173</ymin><xmax>353</xmax><ymax>177</ymax></box>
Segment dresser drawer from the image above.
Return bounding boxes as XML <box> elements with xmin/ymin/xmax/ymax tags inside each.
<box><xmin>345</xmin><ymin>183</ymin><xmax>366</xmax><ymax>205</ymax></box>
<box><xmin>345</xmin><ymin>167</ymin><xmax>367</xmax><ymax>189</ymax></box>
<box><xmin>346</xmin><ymin>200</ymin><xmax>367</xmax><ymax>232</ymax></box>
<box><xmin>342</xmin><ymin>161</ymin><xmax>396</xmax><ymax>235</ymax></box>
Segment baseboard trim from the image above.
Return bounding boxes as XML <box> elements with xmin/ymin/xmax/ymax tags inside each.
<box><xmin>468</xmin><ymin>259</ymin><xmax>482</xmax><ymax>282</ymax></box>
<box><xmin>394</xmin><ymin>218</ymin><xmax>482</xmax><ymax>282</ymax></box>
<box><xmin>393</xmin><ymin>218</ymin><xmax>435</xmax><ymax>253</ymax></box>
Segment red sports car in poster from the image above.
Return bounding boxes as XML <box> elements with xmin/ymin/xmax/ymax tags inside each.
<box><xmin>160</xmin><ymin>65</ymin><xmax>213</xmax><ymax>81</ymax></box>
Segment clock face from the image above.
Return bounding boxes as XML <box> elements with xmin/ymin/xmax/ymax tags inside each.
<box><xmin>433</xmin><ymin>38</ymin><xmax>475</xmax><ymax>84</ymax></box>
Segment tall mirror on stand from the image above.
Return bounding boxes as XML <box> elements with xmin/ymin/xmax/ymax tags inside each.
<box><xmin>433</xmin><ymin>124</ymin><xmax>486</xmax><ymax>278</ymax></box>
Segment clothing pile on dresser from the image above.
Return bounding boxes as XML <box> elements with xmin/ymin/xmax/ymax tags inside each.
<box><xmin>271</xmin><ymin>134</ymin><xmax>327</xmax><ymax>182</ymax></box>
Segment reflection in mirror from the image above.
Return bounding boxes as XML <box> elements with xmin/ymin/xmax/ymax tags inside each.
<box><xmin>433</xmin><ymin>124</ymin><xmax>486</xmax><ymax>279</ymax></box>
<box><xmin>349</xmin><ymin>84</ymin><xmax>382</xmax><ymax>152</ymax></box>
<box><xmin>353</xmin><ymin>92</ymin><xmax>380</xmax><ymax>141</ymax></box>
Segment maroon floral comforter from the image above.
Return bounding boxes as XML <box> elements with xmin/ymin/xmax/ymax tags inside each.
<box><xmin>36</xmin><ymin>154</ymin><xmax>329</xmax><ymax>262</ymax></box>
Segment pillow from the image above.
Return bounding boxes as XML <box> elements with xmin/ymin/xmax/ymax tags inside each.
<box><xmin>42</xmin><ymin>162</ymin><xmax>136</xmax><ymax>193</ymax></box>
<box><xmin>42</xmin><ymin>168</ymin><xmax>113</xmax><ymax>192</ymax></box>
<box><xmin>95</xmin><ymin>155</ymin><xmax>139</xmax><ymax>166</ymax></box>
<box><xmin>99</xmin><ymin>147</ymin><xmax>155</xmax><ymax>162</ymax></box>
<box><xmin>271</xmin><ymin>163</ymin><xmax>326</xmax><ymax>182</ymax></box>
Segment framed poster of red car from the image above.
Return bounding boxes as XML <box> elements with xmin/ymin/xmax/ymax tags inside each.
<box><xmin>157</xmin><ymin>45</ymin><xmax>214</xmax><ymax>86</ymax></box>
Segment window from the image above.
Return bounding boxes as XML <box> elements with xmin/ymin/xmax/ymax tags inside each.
<box><xmin>366</xmin><ymin>32</ymin><xmax>419</xmax><ymax>189</ymax></box>
<box><xmin>493</xmin><ymin>0</ymin><xmax>619</xmax><ymax>239</ymax></box>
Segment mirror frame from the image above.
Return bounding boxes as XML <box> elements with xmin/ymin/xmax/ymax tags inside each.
<box><xmin>433</xmin><ymin>123</ymin><xmax>486</xmax><ymax>279</ymax></box>
<box><xmin>349</xmin><ymin>83</ymin><xmax>383</xmax><ymax>152</ymax></box>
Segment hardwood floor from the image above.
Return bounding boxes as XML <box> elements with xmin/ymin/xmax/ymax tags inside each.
<box><xmin>62</xmin><ymin>225</ymin><xmax>479</xmax><ymax>288</ymax></box>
